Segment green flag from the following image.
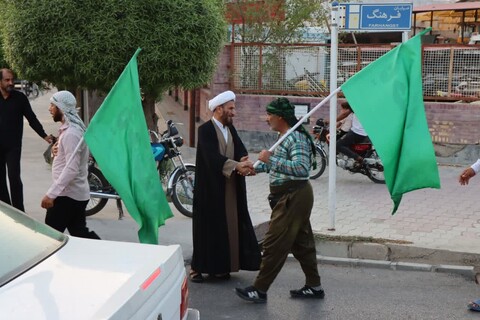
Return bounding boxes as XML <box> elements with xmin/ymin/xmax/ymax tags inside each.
<box><xmin>341</xmin><ymin>28</ymin><xmax>440</xmax><ymax>214</ymax></box>
<box><xmin>84</xmin><ymin>48</ymin><xmax>173</xmax><ymax>244</ymax></box>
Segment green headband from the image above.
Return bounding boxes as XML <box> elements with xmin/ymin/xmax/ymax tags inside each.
<box><xmin>266</xmin><ymin>97</ymin><xmax>295</xmax><ymax>119</ymax></box>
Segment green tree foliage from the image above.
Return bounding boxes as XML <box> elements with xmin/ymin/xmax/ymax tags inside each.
<box><xmin>227</xmin><ymin>0</ymin><xmax>328</xmax><ymax>92</ymax></box>
<box><xmin>228</xmin><ymin>0</ymin><xmax>328</xmax><ymax>44</ymax></box>
<box><xmin>0</xmin><ymin>0</ymin><xmax>226</xmax><ymax>127</ymax></box>
<box><xmin>0</xmin><ymin>46</ymin><xmax>8</xmax><ymax>69</ymax></box>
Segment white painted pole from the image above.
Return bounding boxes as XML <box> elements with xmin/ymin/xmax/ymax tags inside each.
<box><xmin>402</xmin><ymin>31</ymin><xmax>409</xmax><ymax>43</ymax></box>
<box><xmin>328</xmin><ymin>2</ymin><xmax>339</xmax><ymax>231</ymax></box>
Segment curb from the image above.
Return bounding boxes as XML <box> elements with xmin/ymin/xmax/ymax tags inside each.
<box><xmin>311</xmin><ymin>255</ymin><xmax>474</xmax><ymax>279</ymax></box>
<box><xmin>255</xmin><ymin>221</ymin><xmax>478</xmax><ymax>280</ymax></box>
<box><xmin>315</xmin><ymin>240</ymin><xmax>480</xmax><ymax>267</ymax></box>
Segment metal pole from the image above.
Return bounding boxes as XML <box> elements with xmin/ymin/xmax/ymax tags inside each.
<box><xmin>328</xmin><ymin>1</ymin><xmax>339</xmax><ymax>231</ymax></box>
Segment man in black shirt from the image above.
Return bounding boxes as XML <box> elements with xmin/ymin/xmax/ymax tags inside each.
<box><xmin>0</xmin><ymin>68</ymin><xmax>52</xmax><ymax>211</ymax></box>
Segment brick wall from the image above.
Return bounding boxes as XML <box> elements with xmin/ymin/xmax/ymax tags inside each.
<box><xmin>426</xmin><ymin>102</ymin><xmax>480</xmax><ymax>145</ymax></box>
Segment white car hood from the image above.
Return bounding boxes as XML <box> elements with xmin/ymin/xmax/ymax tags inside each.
<box><xmin>0</xmin><ymin>237</ymin><xmax>182</xmax><ymax>320</ymax></box>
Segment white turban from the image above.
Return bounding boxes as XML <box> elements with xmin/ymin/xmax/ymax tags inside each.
<box><xmin>208</xmin><ymin>90</ymin><xmax>235</xmax><ymax>111</ymax></box>
<box><xmin>50</xmin><ymin>90</ymin><xmax>86</xmax><ymax>132</ymax></box>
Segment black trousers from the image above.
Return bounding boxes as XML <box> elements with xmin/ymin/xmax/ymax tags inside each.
<box><xmin>0</xmin><ymin>145</ymin><xmax>24</xmax><ymax>211</ymax></box>
<box><xmin>336</xmin><ymin>130</ymin><xmax>367</xmax><ymax>160</ymax></box>
<box><xmin>45</xmin><ymin>196</ymin><xmax>100</xmax><ymax>239</ymax></box>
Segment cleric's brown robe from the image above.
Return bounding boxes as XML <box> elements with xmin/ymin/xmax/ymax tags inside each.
<box><xmin>213</xmin><ymin>123</ymin><xmax>240</xmax><ymax>271</ymax></box>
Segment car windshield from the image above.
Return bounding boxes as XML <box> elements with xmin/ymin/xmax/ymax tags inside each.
<box><xmin>0</xmin><ymin>202</ymin><xmax>66</xmax><ymax>287</ymax></box>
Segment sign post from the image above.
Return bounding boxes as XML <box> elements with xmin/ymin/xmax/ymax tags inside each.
<box><xmin>327</xmin><ymin>3</ymin><xmax>412</xmax><ymax>230</ymax></box>
<box><xmin>328</xmin><ymin>2</ymin><xmax>340</xmax><ymax>231</ymax></box>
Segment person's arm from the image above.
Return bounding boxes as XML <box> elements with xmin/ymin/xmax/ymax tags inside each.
<box><xmin>197</xmin><ymin>124</ymin><xmax>242</xmax><ymax>178</ymax></box>
<box><xmin>22</xmin><ymin>95</ymin><xmax>48</xmax><ymax>140</ymax></box>
<box><xmin>459</xmin><ymin>159</ymin><xmax>480</xmax><ymax>185</ymax></box>
<box><xmin>325</xmin><ymin>108</ymin><xmax>352</xmax><ymax>125</ymax></box>
<box><xmin>336</xmin><ymin>108</ymin><xmax>352</xmax><ymax>122</ymax></box>
<box><xmin>266</xmin><ymin>133</ymin><xmax>310</xmax><ymax>178</ymax></box>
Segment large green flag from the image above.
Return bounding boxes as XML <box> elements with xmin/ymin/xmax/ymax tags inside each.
<box><xmin>84</xmin><ymin>48</ymin><xmax>173</xmax><ymax>244</ymax></box>
<box><xmin>341</xmin><ymin>28</ymin><xmax>440</xmax><ymax>214</ymax></box>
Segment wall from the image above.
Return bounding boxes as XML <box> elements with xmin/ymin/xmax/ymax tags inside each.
<box><xmin>199</xmin><ymin>44</ymin><xmax>480</xmax><ymax>160</ymax></box>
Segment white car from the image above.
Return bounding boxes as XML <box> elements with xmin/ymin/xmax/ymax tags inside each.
<box><xmin>0</xmin><ymin>201</ymin><xmax>199</xmax><ymax>320</ymax></box>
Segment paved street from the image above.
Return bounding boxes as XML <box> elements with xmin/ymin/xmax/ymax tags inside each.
<box><xmin>189</xmin><ymin>260</ymin><xmax>480</xmax><ymax>320</ymax></box>
<box><xmin>19</xmin><ymin>91</ymin><xmax>480</xmax><ymax>261</ymax></box>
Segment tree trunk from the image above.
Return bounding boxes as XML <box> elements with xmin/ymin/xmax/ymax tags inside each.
<box><xmin>142</xmin><ymin>95</ymin><xmax>159</xmax><ymax>133</ymax></box>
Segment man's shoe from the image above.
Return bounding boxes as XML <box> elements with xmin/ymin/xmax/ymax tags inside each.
<box><xmin>290</xmin><ymin>285</ymin><xmax>325</xmax><ymax>299</ymax></box>
<box><xmin>235</xmin><ymin>286</ymin><xmax>267</xmax><ymax>303</ymax></box>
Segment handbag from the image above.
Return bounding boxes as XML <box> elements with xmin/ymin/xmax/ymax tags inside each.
<box><xmin>43</xmin><ymin>144</ymin><xmax>53</xmax><ymax>165</ymax></box>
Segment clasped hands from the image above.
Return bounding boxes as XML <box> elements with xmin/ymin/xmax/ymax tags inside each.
<box><xmin>236</xmin><ymin>156</ymin><xmax>256</xmax><ymax>176</ymax></box>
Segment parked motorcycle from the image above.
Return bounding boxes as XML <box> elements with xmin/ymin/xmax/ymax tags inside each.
<box><xmin>310</xmin><ymin>118</ymin><xmax>385</xmax><ymax>184</ymax></box>
<box><xmin>87</xmin><ymin>120</ymin><xmax>196</xmax><ymax>218</ymax></box>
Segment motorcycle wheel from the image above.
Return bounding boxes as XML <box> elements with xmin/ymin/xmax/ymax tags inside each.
<box><xmin>86</xmin><ymin>166</ymin><xmax>109</xmax><ymax>216</ymax></box>
<box><xmin>31</xmin><ymin>88</ymin><xmax>39</xmax><ymax>98</ymax></box>
<box><xmin>310</xmin><ymin>144</ymin><xmax>327</xmax><ymax>179</ymax></box>
<box><xmin>170</xmin><ymin>164</ymin><xmax>195</xmax><ymax>218</ymax></box>
<box><xmin>365</xmin><ymin>150</ymin><xmax>386</xmax><ymax>184</ymax></box>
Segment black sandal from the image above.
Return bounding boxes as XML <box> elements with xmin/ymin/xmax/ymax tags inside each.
<box><xmin>189</xmin><ymin>270</ymin><xmax>204</xmax><ymax>283</ymax></box>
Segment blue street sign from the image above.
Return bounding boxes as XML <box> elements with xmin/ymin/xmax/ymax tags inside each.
<box><xmin>340</xmin><ymin>3</ymin><xmax>412</xmax><ymax>31</ymax></box>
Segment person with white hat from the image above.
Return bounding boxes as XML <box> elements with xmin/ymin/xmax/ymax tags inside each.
<box><xmin>40</xmin><ymin>90</ymin><xmax>100</xmax><ymax>239</ymax></box>
<box><xmin>190</xmin><ymin>90</ymin><xmax>261</xmax><ymax>283</ymax></box>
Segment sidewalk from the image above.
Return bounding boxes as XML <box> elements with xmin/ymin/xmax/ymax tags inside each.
<box><xmin>155</xmin><ymin>94</ymin><xmax>480</xmax><ymax>276</ymax></box>
<box><xmin>20</xmin><ymin>91</ymin><xmax>480</xmax><ymax>279</ymax></box>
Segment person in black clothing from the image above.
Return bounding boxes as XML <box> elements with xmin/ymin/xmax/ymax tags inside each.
<box><xmin>190</xmin><ymin>90</ymin><xmax>261</xmax><ymax>283</ymax></box>
<box><xmin>0</xmin><ymin>68</ymin><xmax>52</xmax><ymax>211</ymax></box>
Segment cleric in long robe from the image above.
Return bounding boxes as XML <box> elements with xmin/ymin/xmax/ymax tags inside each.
<box><xmin>190</xmin><ymin>91</ymin><xmax>261</xmax><ymax>283</ymax></box>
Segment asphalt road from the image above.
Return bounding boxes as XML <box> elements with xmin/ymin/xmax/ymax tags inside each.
<box><xmin>188</xmin><ymin>260</ymin><xmax>480</xmax><ymax>320</ymax></box>
<box><xmin>28</xmin><ymin>190</ymin><xmax>480</xmax><ymax>320</ymax></box>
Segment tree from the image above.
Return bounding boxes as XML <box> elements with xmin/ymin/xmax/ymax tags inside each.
<box><xmin>0</xmin><ymin>0</ymin><xmax>226</xmax><ymax>129</ymax></box>
<box><xmin>227</xmin><ymin>0</ymin><xmax>328</xmax><ymax>44</ymax></box>
<box><xmin>226</xmin><ymin>0</ymin><xmax>328</xmax><ymax>91</ymax></box>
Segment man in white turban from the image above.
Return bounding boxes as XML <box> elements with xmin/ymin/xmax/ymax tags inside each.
<box><xmin>207</xmin><ymin>90</ymin><xmax>236</xmax><ymax>112</ymax></box>
<box><xmin>41</xmin><ymin>90</ymin><xmax>100</xmax><ymax>239</ymax></box>
<box><xmin>190</xmin><ymin>90</ymin><xmax>261</xmax><ymax>282</ymax></box>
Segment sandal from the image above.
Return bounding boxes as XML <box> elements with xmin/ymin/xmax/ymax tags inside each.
<box><xmin>467</xmin><ymin>299</ymin><xmax>480</xmax><ymax>312</ymax></box>
<box><xmin>189</xmin><ymin>270</ymin><xmax>204</xmax><ymax>283</ymax></box>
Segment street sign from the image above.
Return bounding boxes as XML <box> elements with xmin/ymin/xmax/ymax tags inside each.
<box><xmin>339</xmin><ymin>3</ymin><xmax>412</xmax><ymax>31</ymax></box>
